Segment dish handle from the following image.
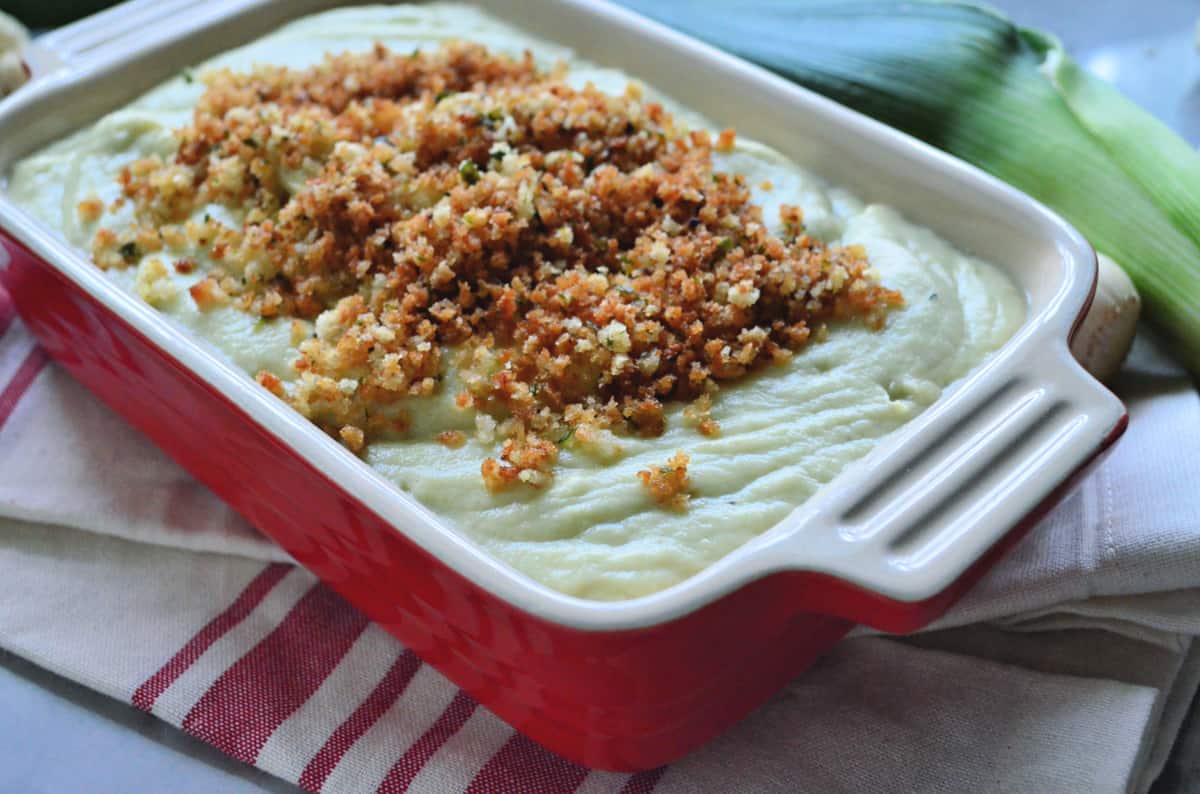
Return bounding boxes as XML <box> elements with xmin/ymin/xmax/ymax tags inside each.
<box><xmin>19</xmin><ymin>0</ymin><xmax>244</xmax><ymax>83</ymax></box>
<box><xmin>748</xmin><ymin>338</ymin><xmax>1127</xmax><ymax>632</ymax></box>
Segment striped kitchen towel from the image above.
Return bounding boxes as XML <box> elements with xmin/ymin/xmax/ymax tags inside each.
<box><xmin>4</xmin><ymin>513</ymin><xmax>1197</xmax><ymax>793</ymax></box>
<box><xmin>4</xmin><ymin>287</ymin><xmax>1200</xmax><ymax>793</ymax></box>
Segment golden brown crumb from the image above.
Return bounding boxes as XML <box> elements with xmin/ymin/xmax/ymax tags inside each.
<box><xmin>188</xmin><ymin>277</ymin><xmax>229</xmax><ymax>310</ymax></box>
<box><xmin>173</xmin><ymin>256</ymin><xmax>197</xmax><ymax>274</ymax></box>
<box><xmin>161</xmin><ymin>225</ymin><xmax>187</xmax><ymax>249</ymax></box>
<box><xmin>76</xmin><ymin>197</ymin><xmax>104</xmax><ymax>222</ymax></box>
<box><xmin>779</xmin><ymin>204</ymin><xmax>804</xmax><ymax>235</ymax></box>
<box><xmin>256</xmin><ymin>370</ymin><xmax>286</xmax><ymax>397</ymax></box>
<box><xmin>683</xmin><ymin>393</ymin><xmax>720</xmax><ymax>437</ymax></box>
<box><xmin>436</xmin><ymin>430</ymin><xmax>466</xmax><ymax>448</ymax></box>
<box><xmin>759</xmin><ymin>180</ymin><xmax>773</xmax><ymax>192</ymax></box>
<box><xmin>134</xmin><ymin>257</ymin><xmax>177</xmax><ymax>307</ymax></box>
<box><xmin>289</xmin><ymin>320</ymin><xmax>309</xmax><ymax>346</ymax></box>
<box><xmin>637</xmin><ymin>451</ymin><xmax>691</xmax><ymax>509</ymax></box>
<box><xmin>89</xmin><ymin>41</ymin><xmax>902</xmax><ymax>493</ymax></box>
<box><xmin>339</xmin><ymin>425</ymin><xmax>365</xmax><ymax>452</ymax></box>
<box><xmin>481</xmin><ymin>435</ymin><xmax>558</xmax><ymax>492</ymax></box>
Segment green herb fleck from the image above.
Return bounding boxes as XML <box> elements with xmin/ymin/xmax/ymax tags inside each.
<box><xmin>435</xmin><ymin>90</ymin><xmax>454</xmax><ymax>103</ymax></box>
<box><xmin>557</xmin><ymin>427</ymin><xmax>576</xmax><ymax>445</ymax></box>
<box><xmin>458</xmin><ymin>159</ymin><xmax>480</xmax><ymax>185</ymax></box>
<box><xmin>717</xmin><ymin>237</ymin><xmax>735</xmax><ymax>254</ymax></box>
<box><xmin>242</xmin><ymin>137</ymin><xmax>258</xmax><ymax>148</ymax></box>
<box><xmin>118</xmin><ymin>242</ymin><xmax>139</xmax><ymax>262</ymax></box>
<box><xmin>481</xmin><ymin>108</ymin><xmax>504</xmax><ymax>130</ymax></box>
<box><xmin>181</xmin><ymin>69</ymin><xmax>195</xmax><ymax>84</ymax></box>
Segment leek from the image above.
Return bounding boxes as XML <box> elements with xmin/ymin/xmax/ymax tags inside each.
<box><xmin>622</xmin><ymin>0</ymin><xmax>1200</xmax><ymax>373</ymax></box>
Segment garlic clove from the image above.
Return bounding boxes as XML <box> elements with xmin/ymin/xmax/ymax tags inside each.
<box><xmin>1071</xmin><ymin>252</ymin><xmax>1141</xmax><ymax>383</ymax></box>
<box><xmin>0</xmin><ymin>11</ymin><xmax>29</xmax><ymax>100</ymax></box>
<box><xmin>0</xmin><ymin>51</ymin><xmax>26</xmax><ymax>99</ymax></box>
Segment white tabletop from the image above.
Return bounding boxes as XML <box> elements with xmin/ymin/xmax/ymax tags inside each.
<box><xmin>3</xmin><ymin>1</ymin><xmax>1197</xmax><ymax>791</ymax></box>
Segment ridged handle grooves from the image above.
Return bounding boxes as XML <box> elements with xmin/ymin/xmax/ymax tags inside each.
<box><xmin>753</xmin><ymin>336</ymin><xmax>1126</xmax><ymax>613</ymax></box>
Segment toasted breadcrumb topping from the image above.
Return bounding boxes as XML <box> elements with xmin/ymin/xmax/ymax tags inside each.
<box><xmin>436</xmin><ymin>429</ymin><xmax>466</xmax><ymax>448</ymax></box>
<box><xmin>481</xmin><ymin>434</ymin><xmax>558</xmax><ymax>492</ymax></box>
<box><xmin>76</xmin><ymin>196</ymin><xmax>104</xmax><ymax>222</ymax></box>
<box><xmin>89</xmin><ymin>41</ymin><xmax>902</xmax><ymax>497</ymax></box>
<box><xmin>637</xmin><ymin>451</ymin><xmax>692</xmax><ymax>509</ymax></box>
<box><xmin>682</xmin><ymin>393</ymin><xmax>719</xmax><ymax>437</ymax></box>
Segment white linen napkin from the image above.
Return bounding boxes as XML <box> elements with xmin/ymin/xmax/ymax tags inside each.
<box><xmin>1</xmin><ymin>296</ymin><xmax>1199</xmax><ymax>792</ymax></box>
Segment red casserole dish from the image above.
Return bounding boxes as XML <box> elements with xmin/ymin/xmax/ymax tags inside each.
<box><xmin>0</xmin><ymin>0</ymin><xmax>1126</xmax><ymax>771</ymax></box>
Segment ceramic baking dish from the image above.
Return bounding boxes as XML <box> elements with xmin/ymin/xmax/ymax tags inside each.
<box><xmin>0</xmin><ymin>0</ymin><xmax>1127</xmax><ymax>771</ymax></box>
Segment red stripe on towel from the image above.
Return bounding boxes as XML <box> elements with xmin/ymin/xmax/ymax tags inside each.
<box><xmin>181</xmin><ymin>583</ymin><xmax>370</xmax><ymax>764</ymax></box>
<box><xmin>376</xmin><ymin>690</ymin><xmax>478</xmax><ymax>793</ymax></box>
<box><xmin>0</xmin><ymin>287</ymin><xmax>15</xmax><ymax>340</ymax></box>
<box><xmin>132</xmin><ymin>563</ymin><xmax>291</xmax><ymax>712</ymax></box>
<box><xmin>298</xmin><ymin>649</ymin><xmax>424</xmax><ymax>792</ymax></box>
<box><xmin>0</xmin><ymin>346</ymin><xmax>48</xmax><ymax>431</ymax></box>
<box><xmin>465</xmin><ymin>733</ymin><xmax>591</xmax><ymax>794</ymax></box>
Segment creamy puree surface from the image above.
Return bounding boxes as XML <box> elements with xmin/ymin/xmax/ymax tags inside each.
<box><xmin>7</xmin><ymin>4</ymin><xmax>1025</xmax><ymax>600</ymax></box>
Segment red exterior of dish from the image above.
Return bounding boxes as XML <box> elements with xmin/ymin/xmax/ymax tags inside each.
<box><xmin>0</xmin><ymin>233</ymin><xmax>1125</xmax><ymax>771</ymax></box>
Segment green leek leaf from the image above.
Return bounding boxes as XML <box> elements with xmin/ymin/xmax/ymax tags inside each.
<box><xmin>621</xmin><ymin>0</ymin><xmax>1200</xmax><ymax>373</ymax></box>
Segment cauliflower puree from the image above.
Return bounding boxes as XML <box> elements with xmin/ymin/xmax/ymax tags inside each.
<box><xmin>7</xmin><ymin>4</ymin><xmax>1025</xmax><ymax>600</ymax></box>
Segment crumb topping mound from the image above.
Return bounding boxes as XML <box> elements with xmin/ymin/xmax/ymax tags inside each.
<box><xmin>91</xmin><ymin>42</ymin><xmax>902</xmax><ymax>493</ymax></box>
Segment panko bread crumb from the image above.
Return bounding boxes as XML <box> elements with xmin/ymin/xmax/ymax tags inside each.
<box><xmin>87</xmin><ymin>41</ymin><xmax>901</xmax><ymax>495</ymax></box>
